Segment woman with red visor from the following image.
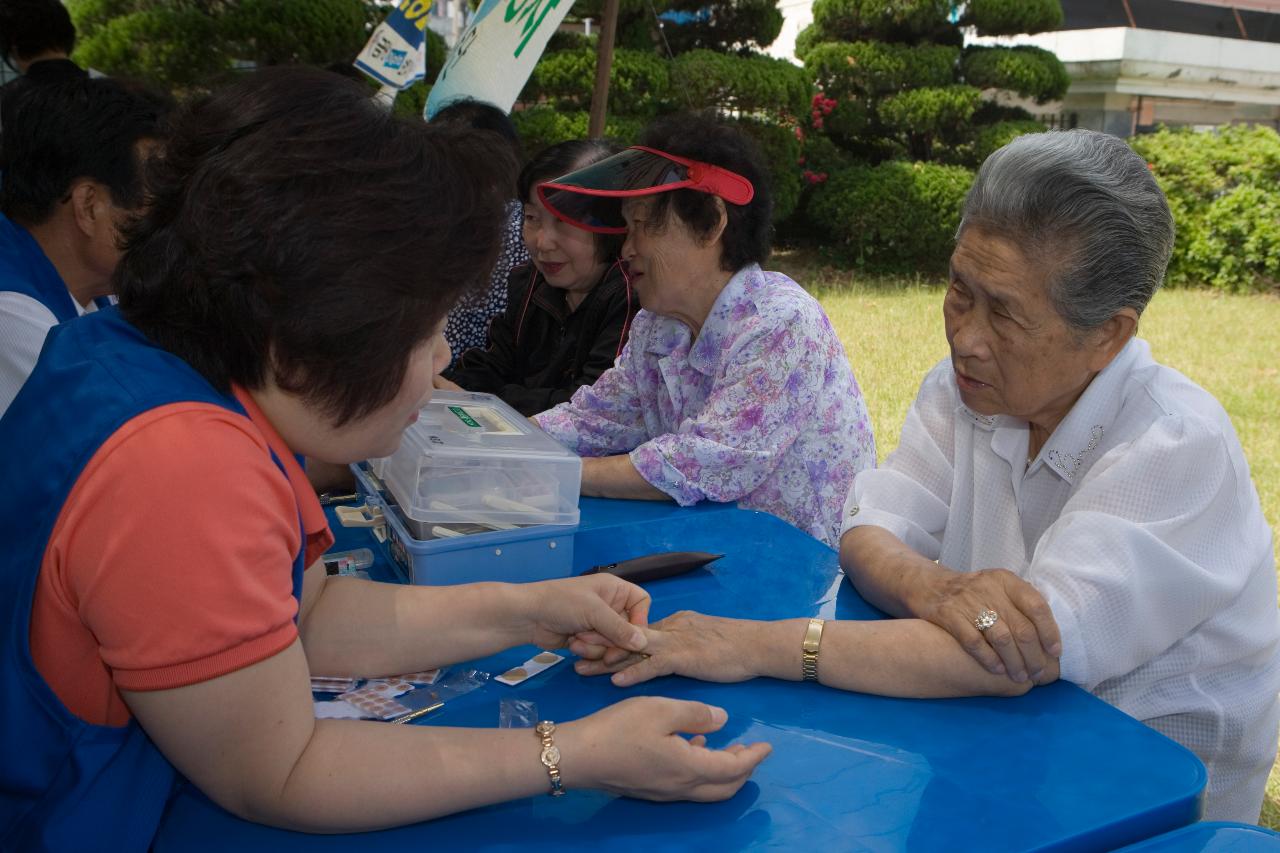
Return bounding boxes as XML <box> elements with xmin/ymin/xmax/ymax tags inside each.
<box><xmin>440</xmin><ymin>139</ymin><xmax>639</xmax><ymax>416</ymax></box>
<box><xmin>534</xmin><ymin>114</ymin><xmax>876</xmax><ymax>547</ymax></box>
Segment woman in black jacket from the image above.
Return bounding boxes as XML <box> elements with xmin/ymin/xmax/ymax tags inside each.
<box><xmin>440</xmin><ymin>140</ymin><xmax>638</xmax><ymax>416</ymax></box>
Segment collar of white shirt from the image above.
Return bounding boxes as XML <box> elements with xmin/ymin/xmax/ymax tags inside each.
<box><xmin>960</xmin><ymin>337</ymin><xmax>1146</xmax><ymax>484</ymax></box>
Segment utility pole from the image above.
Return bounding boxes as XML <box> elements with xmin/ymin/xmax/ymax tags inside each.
<box><xmin>588</xmin><ymin>0</ymin><xmax>620</xmax><ymax>137</ymax></box>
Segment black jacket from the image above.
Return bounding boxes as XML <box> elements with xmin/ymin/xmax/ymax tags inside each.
<box><xmin>0</xmin><ymin>59</ymin><xmax>88</xmax><ymax>138</ymax></box>
<box><xmin>445</xmin><ymin>261</ymin><xmax>637</xmax><ymax>416</ymax></box>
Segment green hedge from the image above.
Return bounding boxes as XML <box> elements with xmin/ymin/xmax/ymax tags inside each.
<box><xmin>961</xmin><ymin>46</ymin><xmax>1069</xmax><ymax>103</ymax></box>
<box><xmin>966</xmin><ymin>0</ymin><xmax>1063</xmax><ymax>36</ymax></box>
<box><xmin>1131</xmin><ymin>125</ymin><xmax>1280</xmax><ymax>292</ymax></box>
<box><xmin>805</xmin><ymin>41</ymin><xmax>957</xmax><ymax>97</ymax></box>
<box><xmin>807</xmin><ymin>160</ymin><xmax>973</xmax><ymax>271</ymax></box>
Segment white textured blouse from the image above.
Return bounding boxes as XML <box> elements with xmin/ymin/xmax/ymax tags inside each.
<box><xmin>843</xmin><ymin>338</ymin><xmax>1280</xmax><ymax>822</ymax></box>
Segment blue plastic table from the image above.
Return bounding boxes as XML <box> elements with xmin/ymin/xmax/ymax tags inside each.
<box><xmin>1119</xmin><ymin>822</ymin><xmax>1280</xmax><ymax>851</ymax></box>
<box><xmin>155</xmin><ymin>501</ymin><xmax>1206</xmax><ymax>852</ymax></box>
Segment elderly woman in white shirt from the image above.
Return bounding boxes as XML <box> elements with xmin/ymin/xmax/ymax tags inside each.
<box><xmin>573</xmin><ymin>129</ymin><xmax>1280</xmax><ymax>824</ymax></box>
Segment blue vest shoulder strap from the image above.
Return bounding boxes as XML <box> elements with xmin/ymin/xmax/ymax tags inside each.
<box><xmin>0</xmin><ymin>213</ymin><xmax>78</xmax><ymax>323</ymax></box>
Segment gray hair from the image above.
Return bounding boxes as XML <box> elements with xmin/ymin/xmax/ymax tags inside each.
<box><xmin>958</xmin><ymin>129</ymin><xmax>1175</xmax><ymax>331</ymax></box>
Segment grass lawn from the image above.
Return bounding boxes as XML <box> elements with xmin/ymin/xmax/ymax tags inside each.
<box><xmin>772</xmin><ymin>249</ymin><xmax>1280</xmax><ymax>827</ymax></box>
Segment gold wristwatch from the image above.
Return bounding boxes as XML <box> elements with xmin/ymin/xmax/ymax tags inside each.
<box><xmin>535</xmin><ymin>721</ymin><xmax>565</xmax><ymax>796</ymax></box>
<box><xmin>802</xmin><ymin>618</ymin><xmax>825</xmax><ymax>682</ymax></box>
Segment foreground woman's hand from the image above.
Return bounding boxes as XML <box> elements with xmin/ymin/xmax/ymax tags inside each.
<box><xmin>522</xmin><ymin>575</ymin><xmax>652</xmax><ymax>654</ymax></box>
<box><xmin>913</xmin><ymin>567</ymin><xmax>1062</xmax><ymax>684</ymax></box>
<box><xmin>559</xmin><ymin>696</ymin><xmax>771</xmax><ymax>801</ymax></box>
<box><xmin>572</xmin><ymin>611</ymin><xmax>763</xmax><ymax>687</ymax></box>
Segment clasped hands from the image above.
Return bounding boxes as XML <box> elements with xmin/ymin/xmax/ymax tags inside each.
<box><xmin>523</xmin><ymin>575</ymin><xmax>770</xmax><ymax>801</ymax></box>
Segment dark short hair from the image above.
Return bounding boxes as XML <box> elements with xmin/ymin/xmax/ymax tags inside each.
<box><xmin>637</xmin><ymin>113</ymin><xmax>772</xmax><ymax>272</ymax></box>
<box><xmin>519</xmin><ymin>138</ymin><xmax>623</xmax><ymax>263</ymax></box>
<box><xmin>0</xmin><ymin>76</ymin><xmax>167</xmax><ymax>225</ymax></box>
<box><xmin>0</xmin><ymin>0</ymin><xmax>75</xmax><ymax>67</ymax></box>
<box><xmin>431</xmin><ymin>97</ymin><xmax>522</xmax><ymax>158</ymax></box>
<box><xmin>117</xmin><ymin>67</ymin><xmax>515</xmax><ymax>427</ymax></box>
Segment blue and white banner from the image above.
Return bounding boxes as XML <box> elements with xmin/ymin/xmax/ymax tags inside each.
<box><xmin>425</xmin><ymin>0</ymin><xmax>576</xmax><ymax>118</ymax></box>
<box><xmin>355</xmin><ymin>0</ymin><xmax>434</xmax><ymax>90</ymax></box>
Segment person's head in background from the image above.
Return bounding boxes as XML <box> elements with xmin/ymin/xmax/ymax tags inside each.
<box><xmin>0</xmin><ymin>76</ymin><xmax>168</xmax><ymax>307</ymax></box>
<box><xmin>0</xmin><ymin>0</ymin><xmax>76</xmax><ymax>73</ymax></box>
<box><xmin>117</xmin><ymin>67</ymin><xmax>517</xmax><ymax>460</ymax></box>
<box><xmin>518</xmin><ymin>139</ymin><xmax>623</xmax><ymax>306</ymax></box>
<box><xmin>430</xmin><ymin>97</ymin><xmax>522</xmax><ymax>196</ymax></box>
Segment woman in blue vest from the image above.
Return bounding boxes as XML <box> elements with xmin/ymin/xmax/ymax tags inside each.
<box><xmin>0</xmin><ymin>67</ymin><xmax>769</xmax><ymax>851</ymax></box>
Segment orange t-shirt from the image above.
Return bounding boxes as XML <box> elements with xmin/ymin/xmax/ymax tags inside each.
<box><xmin>29</xmin><ymin>386</ymin><xmax>334</xmax><ymax>727</ymax></box>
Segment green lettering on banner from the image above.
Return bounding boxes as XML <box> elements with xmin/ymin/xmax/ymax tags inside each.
<box><xmin>504</xmin><ymin>0</ymin><xmax>561</xmax><ymax>58</ymax></box>
<box><xmin>448</xmin><ymin>406</ymin><xmax>482</xmax><ymax>428</ymax></box>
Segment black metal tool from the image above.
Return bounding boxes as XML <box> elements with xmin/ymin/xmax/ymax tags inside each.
<box><xmin>582</xmin><ymin>551</ymin><xmax>723</xmax><ymax>584</ymax></box>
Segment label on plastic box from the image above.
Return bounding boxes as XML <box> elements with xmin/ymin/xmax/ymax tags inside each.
<box><xmin>448</xmin><ymin>406</ymin><xmax>481</xmax><ymax>429</ymax></box>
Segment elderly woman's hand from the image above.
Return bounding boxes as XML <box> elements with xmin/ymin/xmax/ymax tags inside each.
<box><xmin>572</xmin><ymin>611</ymin><xmax>766</xmax><ymax>687</ymax></box>
<box><xmin>916</xmin><ymin>567</ymin><xmax>1062</xmax><ymax>683</ymax></box>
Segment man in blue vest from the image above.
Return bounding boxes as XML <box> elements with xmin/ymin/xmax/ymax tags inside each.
<box><xmin>0</xmin><ymin>75</ymin><xmax>167</xmax><ymax>415</ymax></box>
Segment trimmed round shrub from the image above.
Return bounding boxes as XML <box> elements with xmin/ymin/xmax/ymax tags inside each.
<box><xmin>805</xmin><ymin>41</ymin><xmax>957</xmax><ymax>97</ymax></box>
<box><xmin>807</xmin><ymin>160</ymin><xmax>974</xmax><ymax>271</ymax></box>
<box><xmin>811</xmin><ymin>0</ymin><xmax>951</xmax><ymax>44</ymax></box>
<box><xmin>669</xmin><ymin>50</ymin><xmax>809</xmax><ymax>117</ymax></box>
<box><xmin>966</xmin><ymin>0</ymin><xmax>1063</xmax><ymax>36</ymax></box>
<box><xmin>511</xmin><ymin>107</ymin><xmax>644</xmax><ymax>156</ymax></box>
<box><xmin>521</xmin><ymin>46</ymin><xmax>669</xmax><ymax>117</ymax></box>
<box><xmin>961</xmin><ymin>46</ymin><xmax>1069</xmax><ymax>103</ymax></box>
<box><xmin>970</xmin><ymin>119</ymin><xmax>1046</xmax><ymax>164</ymax></box>
<box><xmin>879</xmin><ymin>85</ymin><xmax>981</xmax><ymax>138</ymax></box>
<box><xmin>71</xmin><ymin>5</ymin><xmax>226</xmax><ymax>88</ymax></box>
<box><xmin>661</xmin><ymin>0</ymin><xmax>784</xmax><ymax>54</ymax></box>
<box><xmin>793</xmin><ymin>25</ymin><xmax>824</xmax><ymax>61</ymax></box>
<box><xmin>823</xmin><ymin>97</ymin><xmax>872</xmax><ymax>145</ymax></box>
<box><xmin>733</xmin><ymin>118</ymin><xmax>804</xmax><ymax>224</ymax></box>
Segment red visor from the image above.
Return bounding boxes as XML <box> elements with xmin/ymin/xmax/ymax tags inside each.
<box><xmin>537</xmin><ymin>145</ymin><xmax>755</xmax><ymax>234</ymax></box>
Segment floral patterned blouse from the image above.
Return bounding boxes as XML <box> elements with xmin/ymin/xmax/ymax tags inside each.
<box><xmin>444</xmin><ymin>201</ymin><xmax>530</xmax><ymax>363</ymax></box>
<box><xmin>535</xmin><ymin>264</ymin><xmax>876</xmax><ymax>546</ymax></box>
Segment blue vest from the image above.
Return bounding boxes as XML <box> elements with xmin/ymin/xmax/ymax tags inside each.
<box><xmin>0</xmin><ymin>213</ymin><xmax>77</xmax><ymax>323</ymax></box>
<box><xmin>0</xmin><ymin>307</ymin><xmax>307</xmax><ymax>851</ymax></box>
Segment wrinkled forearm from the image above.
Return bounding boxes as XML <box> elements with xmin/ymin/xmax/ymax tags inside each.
<box><xmin>839</xmin><ymin>525</ymin><xmax>953</xmax><ymax>618</ymax></box>
<box><xmin>749</xmin><ymin>618</ymin><xmax>1049</xmax><ymax>698</ymax></box>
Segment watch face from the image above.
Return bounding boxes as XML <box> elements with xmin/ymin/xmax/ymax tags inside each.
<box><xmin>541</xmin><ymin>745</ymin><xmax>562</xmax><ymax>766</ymax></box>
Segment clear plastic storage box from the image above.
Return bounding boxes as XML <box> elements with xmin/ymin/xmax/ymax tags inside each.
<box><xmin>353</xmin><ymin>391</ymin><xmax>582</xmax><ymax>585</ymax></box>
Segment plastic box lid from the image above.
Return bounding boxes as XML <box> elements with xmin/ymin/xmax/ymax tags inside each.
<box><xmin>370</xmin><ymin>390</ymin><xmax>582</xmax><ymax>528</ymax></box>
